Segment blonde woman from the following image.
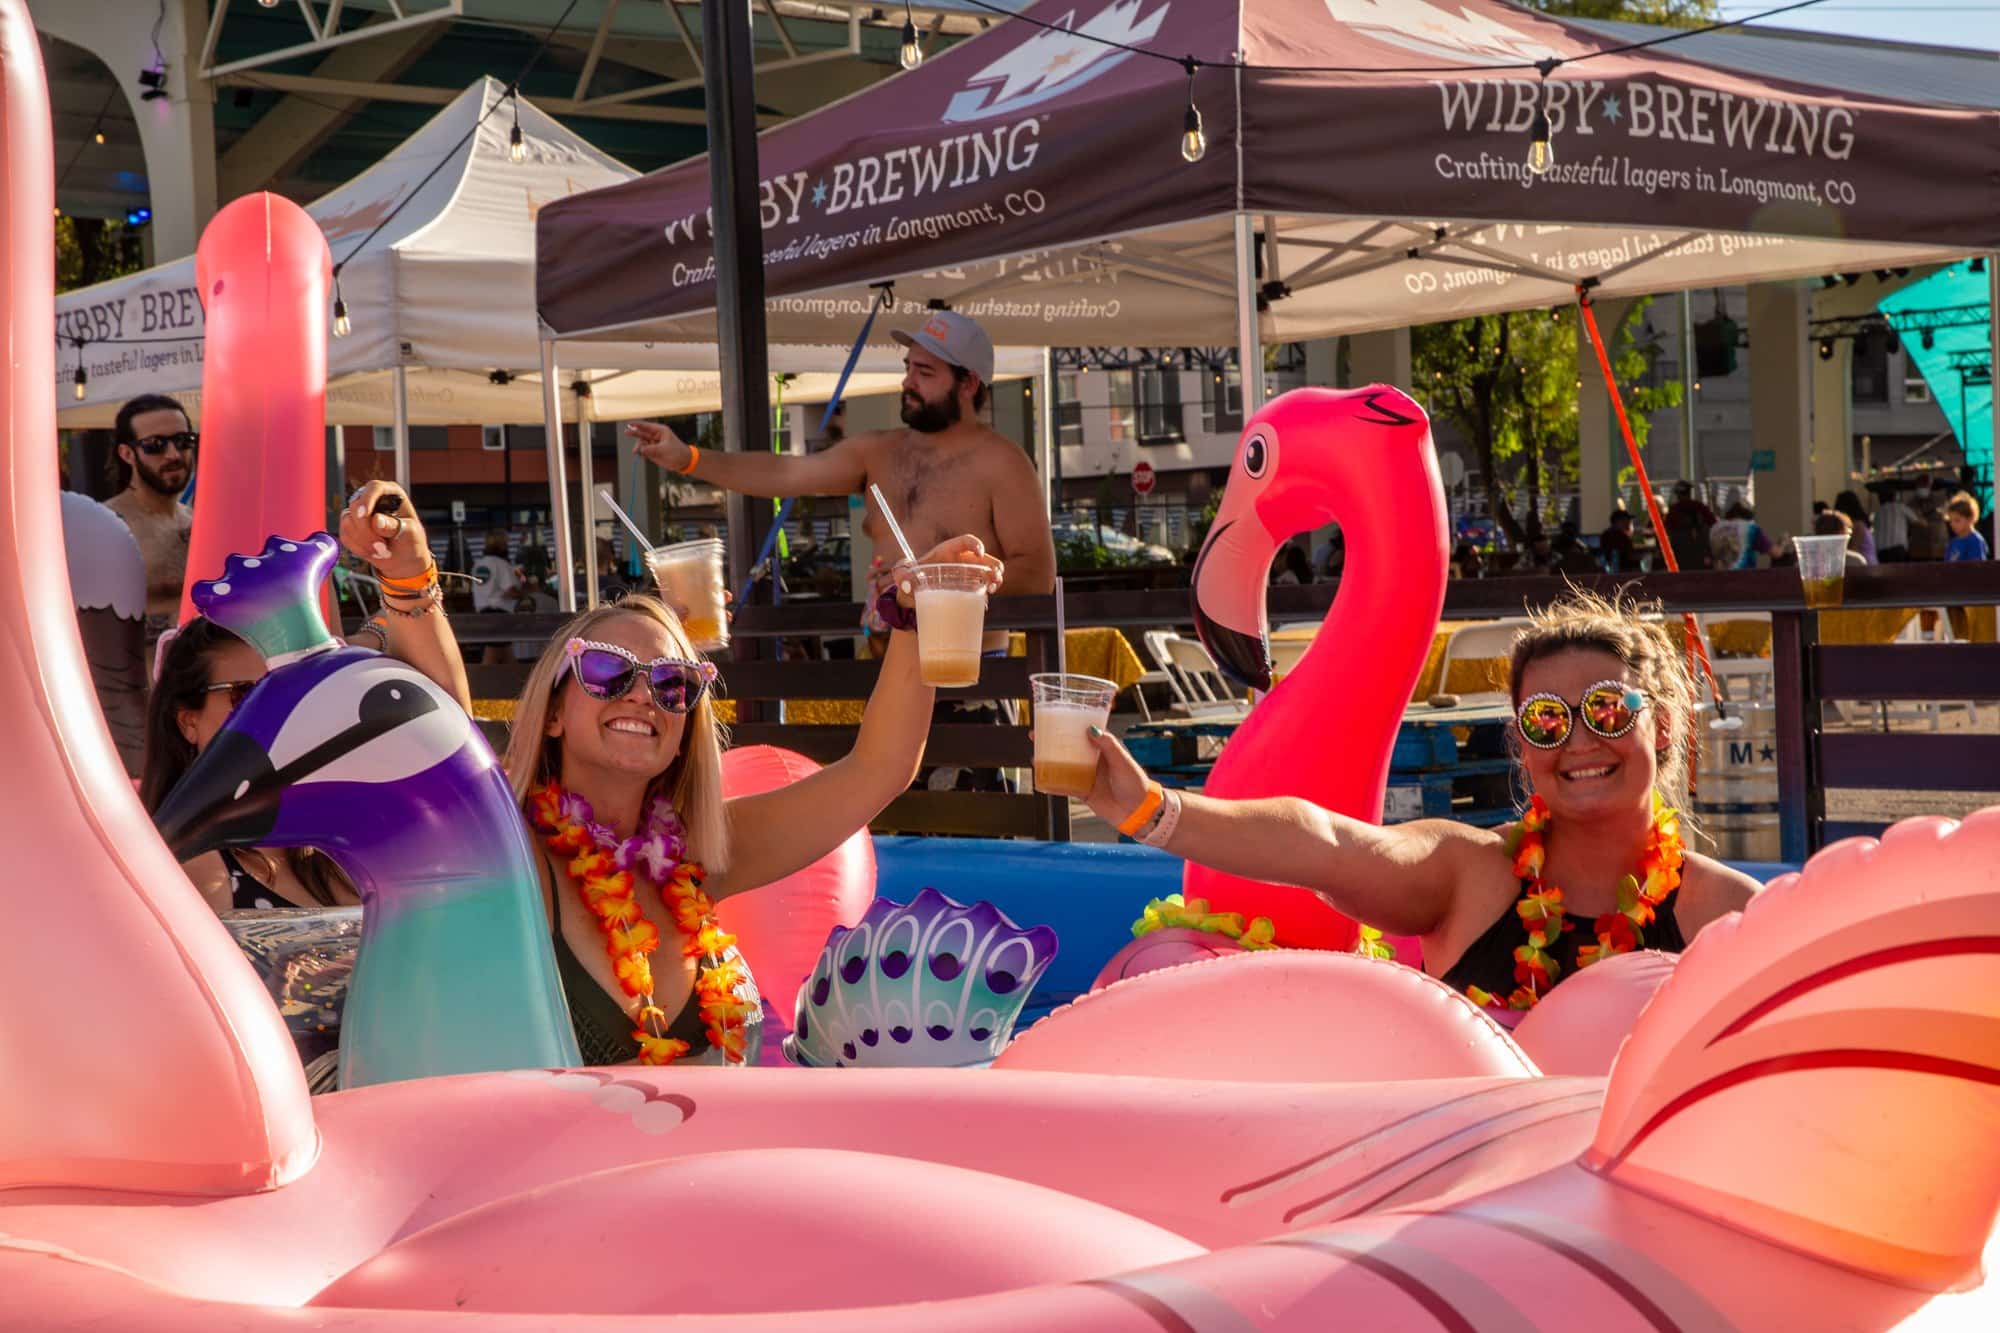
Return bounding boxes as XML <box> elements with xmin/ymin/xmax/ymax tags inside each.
<box><xmin>504</xmin><ymin>535</ymin><xmax>1001</xmax><ymax>1066</ymax></box>
<box><xmin>1079</xmin><ymin>592</ymin><xmax>1759</xmax><ymax>1026</ymax></box>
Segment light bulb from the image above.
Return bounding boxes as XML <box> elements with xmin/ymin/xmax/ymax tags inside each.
<box><xmin>93</xmin><ymin>130</ymin><xmax>105</xmax><ymax>145</ymax></box>
<box><xmin>258</xmin><ymin>0</ymin><xmax>279</xmax><ymax>7</ymax></box>
<box><xmin>1526</xmin><ymin>109</ymin><xmax>1554</xmax><ymax>175</ymax></box>
<box><xmin>72</xmin><ymin>365</ymin><xmax>87</xmax><ymax>400</ymax></box>
<box><xmin>508</xmin><ymin>122</ymin><xmax>526</xmax><ymax>163</ymax></box>
<box><xmin>1181</xmin><ymin>105</ymin><xmax>1206</xmax><ymax>163</ymax></box>
<box><xmin>900</xmin><ymin>20</ymin><xmax>923</xmax><ymax>70</ymax></box>
<box><xmin>332</xmin><ymin>297</ymin><xmax>351</xmax><ymax>339</ymax></box>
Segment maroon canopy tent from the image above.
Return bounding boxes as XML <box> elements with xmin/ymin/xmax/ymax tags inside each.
<box><xmin>538</xmin><ymin>0</ymin><xmax>1997</xmax><ymax>367</ymax></box>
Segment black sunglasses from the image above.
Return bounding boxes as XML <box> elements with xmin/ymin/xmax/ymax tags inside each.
<box><xmin>204</xmin><ymin>679</ymin><xmax>257</xmax><ymax>712</ymax></box>
<box><xmin>133</xmin><ymin>431</ymin><xmax>199</xmax><ymax>456</ymax></box>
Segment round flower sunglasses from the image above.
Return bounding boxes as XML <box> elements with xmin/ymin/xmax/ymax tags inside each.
<box><xmin>555</xmin><ymin>637</ymin><xmax>717</xmax><ymax>714</ymax></box>
<box><xmin>1516</xmin><ymin>679</ymin><xmax>1650</xmax><ymax>750</ymax></box>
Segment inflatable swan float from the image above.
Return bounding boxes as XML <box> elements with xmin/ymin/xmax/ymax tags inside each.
<box><xmin>1</xmin><ymin>9</ymin><xmax>1994</xmax><ymax>1324</ymax></box>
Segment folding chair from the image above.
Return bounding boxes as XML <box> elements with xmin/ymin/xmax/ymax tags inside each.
<box><xmin>1142</xmin><ymin>630</ymin><xmax>1251</xmax><ymax>719</ymax></box>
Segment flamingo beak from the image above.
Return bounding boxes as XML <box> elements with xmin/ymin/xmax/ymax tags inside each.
<box><xmin>1190</xmin><ymin>510</ymin><xmax>1276</xmax><ymax>691</ymax></box>
<box><xmin>154</xmin><ymin>728</ymin><xmax>282</xmax><ymax>860</ymax></box>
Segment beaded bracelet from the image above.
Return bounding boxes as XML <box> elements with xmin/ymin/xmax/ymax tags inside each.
<box><xmin>349</xmin><ymin>619</ymin><xmax>390</xmax><ymax>651</ymax></box>
<box><xmin>381</xmin><ymin>585</ymin><xmax>444</xmax><ymax>618</ymax></box>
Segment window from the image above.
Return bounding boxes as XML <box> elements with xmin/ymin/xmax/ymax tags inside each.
<box><xmin>1852</xmin><ymin>333</ymin><xmax>1889</xmax><ymax>404</ymax></box>
<box><xmin>370</xmin><ymin>426</ymin><xmax>448</xmax><ymax>451</ymax></box>
<box><xmin>1904</xmin><ymin>369</ymin><xmax>1932</xmax><ymax>404</ymax></box>
<box><xmin>1201</xmin><ymin>367</ymin><xmax>1243</xmax><ymax>434</ymax></box>
<box><xmin>1057</xmin><ymin>372</ymin><xmax>1084</xmax><ymax>446</ymax></box>
<box><xmin>1135</xmin><ymin>366</ymin><xmax>1184</xmax><ymax>444</ymax></box>
<box><xmin>1105</xmin><ymin>370</ymin><xmax>1138</xmax><ymax>443</ymax></box>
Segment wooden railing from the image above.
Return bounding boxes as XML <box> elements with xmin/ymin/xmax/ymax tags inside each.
<box><xmin>427</xmin><ymin>561</ymin><xmax>2000</xmax><ymax>851</ymax></box>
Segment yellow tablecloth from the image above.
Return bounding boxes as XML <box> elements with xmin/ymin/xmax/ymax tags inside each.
<box><xmin>1273</xmin><ymin>621</ymin><xmax>1508</xmax><ymax>701</ymax></box>
<box><xmin>473</xmin><ymin>627</ymin><xmax>1148</xmax><ymax>730</ymax></box>
<box><xmin>1709</xmin><ymin>606</ymin><xmax>1996</xmax><ymax>656</ymax></box>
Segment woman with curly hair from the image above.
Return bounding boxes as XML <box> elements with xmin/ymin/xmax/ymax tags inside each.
<box><xmin>1077</xmin><ymin>592</ymin><xmax>1759</xmax><ymax>1023</ymax></box>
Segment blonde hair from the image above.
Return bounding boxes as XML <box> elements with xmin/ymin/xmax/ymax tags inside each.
<box><xmin>1508</xmin><ymin>588</ymin><xmax>1701</xmax><ymax>817</ymax></box>
<box><xmin>1946</xmin><ymin>491</ymin><xmax>1980</xmax><ymax>524</ymax></box>
<box><xmin>503</xmin><ymin>595</ymin><xmax>731</xmax><ymax>873</ymax></box>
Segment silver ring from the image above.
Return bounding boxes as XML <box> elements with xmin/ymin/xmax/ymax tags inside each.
<box><xmin>392</xmin><ymin>515</ymin><xmax>406</xmax><ymax>539</ymax></box>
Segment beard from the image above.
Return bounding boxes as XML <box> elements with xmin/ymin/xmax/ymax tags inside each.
<box><xmin>900</xmin><ymin>390</ymin><xmax>961</xmax><ymax>435</ymax></box>
<box><xmin>133</xmin><ymin>455</ymin><xmax>189</xmax><ymax>497</ymax></box>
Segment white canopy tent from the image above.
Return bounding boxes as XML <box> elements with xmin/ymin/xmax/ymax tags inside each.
<box><xmin>55</xmin><ymin>78</ymin><xmax>1037</xmax><ymax>608</ymax></box>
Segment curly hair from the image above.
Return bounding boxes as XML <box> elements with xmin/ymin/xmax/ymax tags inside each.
<box><xmin>1507</xmin><ymin>588</ymin><xmax>1703</xmax><ymax>817</ymax></box>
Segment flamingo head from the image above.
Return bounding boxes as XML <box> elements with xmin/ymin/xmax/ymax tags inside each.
<box><xmin>1190</xmin><ymin>386</ymin><xmax>1431</xmax><ymax>689</ymax></box>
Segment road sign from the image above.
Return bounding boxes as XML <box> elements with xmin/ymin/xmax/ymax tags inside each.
<box><xmin>1749</xmin><ymin>449</ymin><xmax>1776</xmax><ymax>473</ymax></box>
<box><xmin>1131</xmin><ymin>460</ymin><xmax>1157</xmax><ymax>496</ymax></box>
<box><xmin>450</xmin><ymin>499</ymin><xmax>467</xmax><ymax>523</ymax></box>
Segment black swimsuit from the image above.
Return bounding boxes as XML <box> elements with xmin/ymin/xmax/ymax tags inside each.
<box><xmin>222</xmin><ymin>848</ymin><xmax>282</xmax><ymax>911</ymax></box>
<box><xmin>1438</xmin><ymin>878</ymin><xmax>1687</xmax><ymax>1019</ymax></box>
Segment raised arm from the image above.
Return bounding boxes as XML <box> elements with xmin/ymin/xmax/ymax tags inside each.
<box><xmin>1078</xmin><ymin>727</ymin><xmax>1473</xmax><ymax>938</ymax></box>
<box><xmin>988</xmin><ymin>444</ymin><xmax>1057</xmax><ymax>596</ymax></box>
<box><xmin>706</xmin><ymin>536</ymin><xmax>1004</xmax><ymax>901</ymax></box>
<box><xmin>629</xmin><ymin>420</ymin><xmax>870</xmax><ymax>500</ymax></box>
<box><xmin>338</xmin><ymin>480</ymin><xmax>473</xmax><ymax>712</ymax></box>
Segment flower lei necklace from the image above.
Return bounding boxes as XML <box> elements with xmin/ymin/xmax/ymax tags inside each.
<box><xmin>529</xmin><ymin>780</ymin><xmax>752</xmax><ymax>1065</ymax></box>
<box><xmin>1466</xmin><ymin>791</ymin><xmax>1686</xmax><ymax>1016</ymax></box>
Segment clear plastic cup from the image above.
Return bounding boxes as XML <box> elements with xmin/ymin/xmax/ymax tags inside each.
<box><xmin>645</xmin><ymin>538</ymin><xmax>729</xmax><ymax>651</ymax></box>
<box><xmin>910</xmin><ymin>563</ymin><xmax>992</xmax><ymax>687</ymax></box>
<box><xmin>1792</xmin><ymin>534</ymin><xmax>1849</xmax><ymax>609</ymax></box>
<box><xmin>1031</xmin><ymin>673</ymin><xmax>1118</xmax><ymax>798</ymax></box>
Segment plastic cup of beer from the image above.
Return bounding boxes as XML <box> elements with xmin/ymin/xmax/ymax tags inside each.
<box><xmin>645</xmin><ymin>538</ymin><xmax>729</xmax><ymax>651</ymax></box>
<box><xmin>1031</xmin><ymin>673</ymin><xmax>1119</xmax><ymax>798</ymax></box>
<box><xmin>909</xmin><ymin>562</ymin><xmax>991</xmax><ymax>687</ymax></box>
<box><xmin>1792</xmin><ymin>534</ymin><xmax>1849</xmax><ymax>609</ymax></box>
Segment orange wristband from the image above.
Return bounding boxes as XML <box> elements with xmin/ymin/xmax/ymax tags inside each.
<box><xmin>1116</xmin><ymin>781</ymin><xmax>1165</xmax><ymax>838</ymax></box>
<box><xmin>376</xmin><ymin>559</ymin><xmax>437</xmax><ymax>593</ymax></box>
<box><xmin>675</xmin><ymin>444</ymin><xmax>700</xmax><ymax>475</ymax></box>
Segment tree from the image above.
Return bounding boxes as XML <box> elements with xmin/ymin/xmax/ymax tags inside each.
<box><xmin>55</xmin><ymin>216</ymin><xmax>144</xmax><ymax>293</ymax></box>
<box><xmin>1520</xmin><ymin>0</ymin><xmax>1719</xmax><ymax>23</ymax></box>
<box><xmin>1413</xmin><ymin>302</ymin><xmax>1681</xmax><ymax>544</ymax></box>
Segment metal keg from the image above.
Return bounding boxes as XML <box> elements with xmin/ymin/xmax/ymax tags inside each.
<box><xmin>1690</xmin><ymin>702</ymin><xmax>1780</xmax><ymax>862</ymax></box>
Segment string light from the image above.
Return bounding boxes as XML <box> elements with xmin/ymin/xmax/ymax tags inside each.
<box><xmin>1179</xmin><ymin>58</ymin><xmax>1206</xmax><ymax>164</ymax></box>
<box><xmin>332</xmin><ymin>274</ymin><xmax>352</xmax><ymax>339</ymax></box>
<box><xmin>1817</xmin><ymin>338</ymin><xmax>1835</xmax><ymax>361</ymax></box>
<box><xmin>508</xmin><ymin>89</ymin><xmax>526</xmax><ymax>163</ymax></box>
<box><xmin>258</xmin><ymin>0</ymin><xmax>280</xmax><ymax>7</ymax></box>
<box><xmin>93</xmin><ymin>129</ymin><xmax>104</xmax><ymax>145</ymax></box>
<box><xmin>72</xmin><ymin>362</ymin><xmax>87</xmax><ymax>401</ymax></box>
<box><xmin>899</xmin><ymin>2</ymin><xmax>923</xmax><ymax>71</ymax></box>
<box><xmin>1526</xmin><ymin>59</ymin><xmax>1557</xmax><ymax>176</ymax></box>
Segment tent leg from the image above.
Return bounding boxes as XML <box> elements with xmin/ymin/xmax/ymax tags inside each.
<box><xmin>540</xmin><ymin>339</ymin><xmax>576</xmax><ymax>614</ymax></box>
<box><xmin>1234</xmin><ymin>214</ymin><xmax>1265</xmax><ymax>415</ymax></box>
<box><xmin>1989</xmin><ymin>253</ymin><xmax>1998</xmax><ymax>504</ymax></box>
<box><xmin>1037</xmin><ymin>347</ymin><xmax>1056</xmax><ymax>516</ymax></box>
<box><xmin>391</xmin><ymin>365</ymin><xmax>411</xmax><ymax>493</ymax></box>
<box><xmin>576</xmin><ymin>378</ymin><xmax>598</xmax><ymax>610</ymax></box>
<box><xmin>1680</xmin><ymin>289</ymin><xmax>1698</xmax><ymax>483</ymax></box>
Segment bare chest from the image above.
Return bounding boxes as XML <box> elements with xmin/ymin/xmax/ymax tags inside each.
<box><xmin>864</xmin><ymin>440</ymin><xmax>999</xmax><ymax>553</ymax></box>
<box><xmin>111</xmin><ymin>503</ymin><xmax>191</xmax><ymax>600</ymax></box>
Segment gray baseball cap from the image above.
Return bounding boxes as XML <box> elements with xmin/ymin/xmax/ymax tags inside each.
<box><xmin>891</xmin><ymin>310</ymin><xmax>994</xmax><ymax>388</ymax></box>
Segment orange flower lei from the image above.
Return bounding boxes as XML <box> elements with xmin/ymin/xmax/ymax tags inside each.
<box><xmin>1466</xmin><ymin>791</ymin><xmax>1685</xmax><ymax>1016</ymax></box>
<box><xmin>529</xmin><ymin>781</ymin><xmax>752</xmax><ymax>1065</ymax></box>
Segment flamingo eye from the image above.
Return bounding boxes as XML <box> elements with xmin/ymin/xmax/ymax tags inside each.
<box><xmin>1243</xmin><ymin>433</ymin><xmax>1270</xmax><ymax>479</ymax></box>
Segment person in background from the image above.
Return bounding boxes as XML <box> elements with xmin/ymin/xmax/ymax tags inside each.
<box><xmin>103</xmin><ymin>393</ymin><xmax>196</xmax><ymax>658</ymax></box>
<box><xmin>1710</xmin><ymin>502</ymin><xmax>1775</xmax><ymax>570</ymax></box>
<box><xmin>1813</xmin><ymin>510</ymin><xmax>1868</xmax><ymax>567</ymax></box>
<box><xmin>1665</xmin><ymin>482</ymin><xmax>1717</xmax><ymax>571</ymax></box>
<box><xmin>593</xmin><ymin>538</ymin><xmax>632</xmax><ymax>603</ymax></box>
<box><xmin>1597</xmin><ymin>510</ymin><xmax>1638</xmax><ymax>573</ymax></box>
<box><xmin>470</xmin><ymin>527</ymin><xmax>523</xmax><ymax>664</ymax></box>
<box><xmin>1833</xmin><ymin>491</ymin><xmax>1877</xmax><ymax>564</ymax></box>
<box><xmin>1552</xmin><ymin>523</ymin><xmax>1600</xmax><ymax>577</ymax></box>
<box><xmin>1273</xmin><ymin>543</ymin><xmax>1313</xmax><ymax>586</ymax></box>
<box><xmin>1450</xmin><ymin>541</ymin><xmax>1485</xmax><ymax>580</ymax></box>
<box><xmin>1871</xmin><ymin>485</ymin><xmax>1917</xmax><ymax>563</ymax></box>
<box><xmin>1916</xmin><ymin>482</ymin><xmax>1954</xmax><ymax>561</ymax></box>
<box><xmin>1945</xmin><ymin>492</ymin><xmax>1990</xmax><ymax>561</ymax></box>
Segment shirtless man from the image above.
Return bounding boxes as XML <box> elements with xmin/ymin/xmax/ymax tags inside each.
<box><xmin>628</xmin><ymin>311</ymin><xmax>1056</xmax><ymax>650</ymax></box>
<box><xmin>103</xmin><ymin>393</ymin><xmax>196</xmax><ymax>656</ymax></box>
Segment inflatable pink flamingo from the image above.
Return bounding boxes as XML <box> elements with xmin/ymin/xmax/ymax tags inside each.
<box><xmin>1185</xmin><ymin>386</ymin><xmax>1452</xmax><ymax>953</ymax></box>
<box><xmin>2</xmin><ymin>10</ymin><xmax>1996</xmax><ymax>1327</ymax></box>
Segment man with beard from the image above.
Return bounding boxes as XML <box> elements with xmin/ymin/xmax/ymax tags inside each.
<box><xmin>627</xmin><ymin>311</ymin><xmax>1055</xmax><ymax>643</ymax></box>
<box><xmin>103</xmin><ymin>393</ymin><xmax>197</xmax><ymax>657</ymax></box>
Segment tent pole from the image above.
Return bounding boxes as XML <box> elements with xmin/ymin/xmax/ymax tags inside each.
<box><xmin>1038</xmin><ymin>347</ymin><xmax>1056</xmax><ymax>516</ymax></box>
<box><xmin>391</xmin><ymin>365</ymin><xmax>411</xmax><ymax>492</ymax></box>
<box><xmin>1989</xmin><ymin>253</ymin><xmax>1998</xmax><ymax>504</ymax></box>
<box><xmin>1235</xmin><ymin>214</ymin><xmax>1265</xmax><ymax>414</ymax></box>
<box><xmin>576</xmin><ymin>378</ymin><xmax>599</xmax><ymax>609</ymax></box>
<box><xmin>1680</xmin><ymin>289</ymin><xmax>1698</xmax><ymax>484</ymax></box>
<box><xmin>540</xmin><ymin>338</ymin><xmax>576</xmax><ymax>613</ymax></box>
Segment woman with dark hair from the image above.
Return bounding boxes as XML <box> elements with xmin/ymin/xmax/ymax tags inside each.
<box><xmin>140</xmin><ymin>481</ymin><xmax>472</xmax><ymax>912</ymax></box>
<box><xmin>1834</xmin><ymin>490</ymin><xmax>1877</xmax><ymax>564</ymax></box>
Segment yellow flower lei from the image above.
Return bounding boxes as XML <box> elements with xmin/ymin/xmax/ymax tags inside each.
<box><xmin>529</xmin><ymin>781</ymin><xmax>751</xmax><ymax>1065</ymax></box>
<box><xmin>1131</xmin><ymin>894</ymin><xmax>1278</xmax><ymax>948</ymax></box>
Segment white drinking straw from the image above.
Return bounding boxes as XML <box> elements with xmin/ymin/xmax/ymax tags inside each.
<box><xmin>868</xmin><ymin>482</ymin><xmax>918</xmax><ymax>564</ymax></box>
<box><xmin>596</xmin><ymin>488</ymin><xmax>656</xmax><ymax>556</ymax></box>
<box><xmin>1055</xmin><ymin>575</ymin><xmax>1067</xmax><ymax>677</ymax></box>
